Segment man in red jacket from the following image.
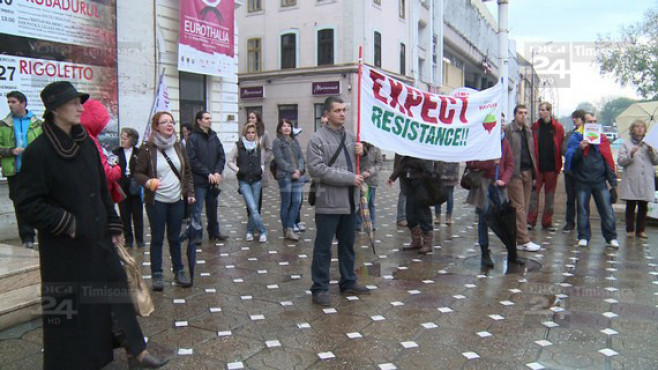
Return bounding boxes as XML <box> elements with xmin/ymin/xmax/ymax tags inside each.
<box><xmin>528</xmin><ymin>102</ymin><xmax>564</xmax><ymax>231</ymax></box>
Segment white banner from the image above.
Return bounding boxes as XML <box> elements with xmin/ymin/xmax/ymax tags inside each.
<box><xmin>143</xmin><ymin>71</ymin><xmax>170</xmax><ymax>143</ymax></box>
<box><xmin>359</xmin><ymin>65</ymin><xmax>502</xmax><ymax>162</ymax></box>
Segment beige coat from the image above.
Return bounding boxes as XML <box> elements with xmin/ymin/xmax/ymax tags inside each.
<box><xmin>618</xmin><ymin>140</ymin><xmax>658</xmax><ymax>202</ymax></box>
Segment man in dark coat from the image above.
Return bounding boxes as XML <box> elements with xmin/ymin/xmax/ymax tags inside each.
<box><xmin>14</xmin><ymin>82</ymin><xmax>165</xmax><ymax>369</ymax></box>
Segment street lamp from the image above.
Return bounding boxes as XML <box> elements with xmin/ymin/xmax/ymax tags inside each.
<box><xmin>530</xmin><ymin>41</ymin><xmax>552</xmax><ymax>123</ymax></box>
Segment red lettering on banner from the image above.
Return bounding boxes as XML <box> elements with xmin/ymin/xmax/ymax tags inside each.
<box><xmin>403</xmin><ymin>87</ymin><xmax>423</xmax><ymax>118</ymax></box>
<box><xmin>370</xmin><ymin>69</ymin><xmax>388</xmax><ymax>104</ymax></box>
<box><xmin>19</xmin><ymin>59</ymin><xmax>94</xmax><ymax>81</ymax></box>
<box><xmin>420</xmin><ymin>92</ymin><xmax>438</xmax><ymax>124</ymax></box>
<box><xmin>388</xmin><ymin>79</ymin><xmax>406</xmax><ymax>115</ymax></box>
<box><xmin>28</xmin><ymin>0</ymin><xmax>100</xmax><ymax>19</ymax></box>
<box><xmin>438</xmin><ymin>97</ymin><xmax>456</xmax><ymax>124</ymax></box>
<box><xmin>457</xmin><ymin>97</ymin><xmax>469</xmax><ymax>123</ymax></box>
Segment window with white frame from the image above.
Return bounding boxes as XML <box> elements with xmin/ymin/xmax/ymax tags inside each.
<box><xmin>248</xmin><ymin>0</ymin><xmax>262</xmax><ymax>12</ymax></box>
<box><xmin>317</xmin><ymin>29</ymin><xmax>334</xmax><ymax>66</ymax></box>
<box><xmin>399</xmin><ymin>0</ymin><xmax>406</xmax><ymax>19</ymax></box>
<box><xmin>281</xmin><ymin>33</ymin><xmax>297</xmax><ymax>69</ymax></box>
<box><xmin>374</xmin><ymin>31</ymin><xmax>382</xmax><ymax>68</ymax></box>
<box><xmin>281</xmin><ymin>0</ymin><xmax>296</xmax><ymax>7</ymax></box>
<box><xmin>247</xmin><ymin>38</ymin><xmax>262</xmax><ymax>72</ymax></box>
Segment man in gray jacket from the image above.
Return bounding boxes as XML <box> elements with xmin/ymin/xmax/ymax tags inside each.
<box><xmin>504</xmin><ymin>105</ymin><xmax>540</xmax><ymax>252</ymax></box>
<box><xmin>306</xmin><ymin>96</ymin><xmax>369</xmax><ymax>306</ymax></box>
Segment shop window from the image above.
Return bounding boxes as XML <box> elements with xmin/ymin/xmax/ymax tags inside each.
<box><xmin>278</xmin><ymin>104</ymin><xmax>298</xmax><ymax>127</ymax></box>
<box><xmin>179</xmin><ymin>72</ymin><xmax>207</xmax><ymax>129</ymax></box>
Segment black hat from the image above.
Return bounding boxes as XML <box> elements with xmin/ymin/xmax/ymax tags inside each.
<box><xmin>40</xmin><ymin>81</ymin><xmax>90</xmax><ymax>115</ymax></box>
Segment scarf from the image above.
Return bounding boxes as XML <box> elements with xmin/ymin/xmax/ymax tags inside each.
<box><xmin>631</xmin><ymin>133</ymin><xmax>644</xmax><ymax>144</ymax></box>
<box><xmin>242</xmin><ymin>137</ymin><xmax>257</xmax><ymax>151</ymax></box>
<box><xmin>43</xmin><ymin>121</ymin><xmax>89</xmax><ymax>159</ymax></box>
<box><xmin>152</xmin><ymin>132</ymin><xmax>176</xmax><ymax>150</ymax></box>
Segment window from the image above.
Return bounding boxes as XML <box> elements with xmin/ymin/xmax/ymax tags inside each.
<box><xmin>281</xmin><ymin>33</ymin><xmax>297</xmax><ymax>69</ymax></box>
<box><xmin>374</xmin><ymin>0</ymin><xmax>381</xmax><ymax>5</ymax></box>
<box><xmin>374</xmin><ymin>31</ymin><xmax>381</xmax><ymax>68</ymax></box>
<box><xmin>281</xmin><ymin>0</ymin><xmax>296</xmax><ymax>7</ymax></box>
<box><xmin>248</xmin><ymin>0</ymin><xmax>262</xmax><ymax>12</ymax></box>
<box><xmin>247</xmin><ymin>38</ymin><xmax>262</xmax><ymax>72</ymax></box>
<box><xmin>317</xmin><ymin>29</ymin><xmax>334</xmax><ymax>66</ymax></box>
<box><xmin>278</xmin><ymin>104</ymin><xmax>298</xmax><ymax>127</ymax></box>
<box><xmin>179</xmin><ymin>72</ymin><xmax>207</xmax><ymax>129</ymax></box>
<box><xmin>399</xmin><ymin>0</ymin><xmax>406</xmax><ymax>19</ymax></box>
<box><xmin>399</xmin><ymin>43</ymin><xmax>406</xmax><ymax>75</ymax></box>
<box><xmin>314</xmin><ymin>103</ymin><xmax>324</xmax><ymax>131</ymax></box>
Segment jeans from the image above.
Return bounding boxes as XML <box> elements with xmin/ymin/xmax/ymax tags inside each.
<box><xmin>239</xmin><ymin>180</ymin><xmax>267</xmax><ymax>235</ymax></box>
<box><xmin>575</xmin><ymin>181</ymin><xmax>617</xmax><ymax>242</ymax></box>
<box><xmin>311</xmin><ymin>212</ymin><xmax>357</xmax><ymax>292</ymax></box>
<box><xmin>118</xmin><ymin>193</ymin><xmax>144</xmax><ymax>245</ymax></box>
<box><xmin>356</xmin><ymin>186</ymin><xmax>377</xmax><ymax>229</ymax></box>
<box><xmin>277</xmin><ymin>177</ymin><xmax>302</xmax><ymax>230</ymax></box>
<box><xmin>564</xmin><ymin>172</ymin><xmax>576</xmax><ymax>227</ymax></box>
<box><xmin>434</xmin><ymin>185</ymin><xmax>455</xmax><ymax>216</ymax></box>
<box><xmin>146</xmin><ymin>199</ymin><xmax>185</xmax><ymax>275</ymax></box>
<box><xmin>404</xmin><ymin>178</ymin><xmax>432</xmax><ymax>232</ymax></box>
<box><xmin>190</xmin><ymin>185</ymin><xmax>220</xmax><ymax>241</ymax></box>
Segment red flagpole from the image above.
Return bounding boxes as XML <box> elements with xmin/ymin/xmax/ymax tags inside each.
<box><xmin>356</xmin><ymin>46</ymin><xmax>363</xmax><ymax>174</ymax></box>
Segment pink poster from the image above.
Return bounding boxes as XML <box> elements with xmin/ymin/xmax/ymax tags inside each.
<box><xmin>178</xmin><ymin>0</ymin><xmax>235</xmax><ymax>77</ymax></box>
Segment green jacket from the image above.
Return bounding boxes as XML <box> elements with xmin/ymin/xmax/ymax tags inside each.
<box><xmin>0</xmin><ymin>112</ymin><xmax>43</xmax><ymax>177</ymax></box>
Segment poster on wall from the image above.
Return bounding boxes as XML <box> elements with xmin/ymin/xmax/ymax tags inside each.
<box><xmin>178</xmin><ymin>0</ymin><xmax>235</xmax><ymax>77</ymax></box>
<box><xmin>0</xmin><ymin>0</ymin><xmax>119</xmax><ymax>149</ymax></box>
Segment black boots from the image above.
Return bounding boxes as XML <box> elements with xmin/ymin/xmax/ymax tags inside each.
<box><xmin>480</xmin><ymin>245</ymin><xmax>494</xmax><ymax>268</ymax></box>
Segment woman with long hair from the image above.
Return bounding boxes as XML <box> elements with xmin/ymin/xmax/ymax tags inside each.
<box><xmin>135</xmin><ymin>111</ymin><xmax>196</xmax><ymax>290</ymax></box>
<box><xmin>228</xmin><ymin>122</ymin><xmax>268</xmax><ymax>242</ymax></box>
<box><xmin>272</xmin><ymin>119</ymin><xmax>305</xmax><ymax>240</ymax></box>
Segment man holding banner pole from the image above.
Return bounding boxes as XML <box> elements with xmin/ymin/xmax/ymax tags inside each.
<box><xmin>307</xmin><ymin>96</ymin><xmax>370</xmax><ymax>307</ymax></box>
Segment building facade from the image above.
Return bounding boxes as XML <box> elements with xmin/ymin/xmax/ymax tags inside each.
<box><xmin>236</xmin><ymin>0</ymin><xmax>520</xmax><ymax>149</ymax></box>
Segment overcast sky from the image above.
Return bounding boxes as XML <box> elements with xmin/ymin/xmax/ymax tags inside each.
<box><xmin>484</xmin><ymin>0</ymin><xmax>655</xmax><ymax>119</ymax></box>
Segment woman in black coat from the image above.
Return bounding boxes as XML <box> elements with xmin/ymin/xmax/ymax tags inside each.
<box><xmin>15</xmin><ymin>82</ymin><xmax>165</xmax><ymax>369</ymax></box>
<box><xmin>113</xmin><ymin>127</ymin><xmax>144</xmax><ymax>247</ymax></box>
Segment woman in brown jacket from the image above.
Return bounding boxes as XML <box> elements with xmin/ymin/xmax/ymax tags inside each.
<box><xmin>135</xmin><ymin>111</ymin><xmax>195</xmax><ymax>291</ymax></box>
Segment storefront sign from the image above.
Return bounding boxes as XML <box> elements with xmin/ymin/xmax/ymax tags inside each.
<box><xmin>240</xmin><ymin>86</ymin><xmax>264</xmax><ymax>99</ymax></box>
<box><xmin>312</xmin><ymin>81</ymin><xmax>340</xmax><ymax>95</ymax></box>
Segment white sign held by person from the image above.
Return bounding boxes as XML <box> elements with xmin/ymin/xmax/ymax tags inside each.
<box><xmin>359</xmin><ymin>65</ymin><xmax>502</xmax><ymax>162</ymax></box>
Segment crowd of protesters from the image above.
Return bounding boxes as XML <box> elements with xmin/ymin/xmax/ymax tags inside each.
<box><xmin>2</xmin><ymin>80</ymin><xmax>658</xmax><ymax>367</ymax></box>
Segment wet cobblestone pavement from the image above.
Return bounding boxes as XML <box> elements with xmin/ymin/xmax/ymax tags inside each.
<box><xmin>2</xmin><ymin>165</ymin><xmax>658</xmax><ymax>369</ymax></box>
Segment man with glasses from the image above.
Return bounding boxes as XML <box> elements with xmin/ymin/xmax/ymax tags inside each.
<box><xmin>565</xmin><ymin>112</ymin><xmax>619</xmax><ymax>248</ymax></box>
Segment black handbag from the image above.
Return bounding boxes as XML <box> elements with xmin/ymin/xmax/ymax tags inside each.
<box><xmin>460</xmin><ymin>167</ymin><xmax>482</xmax><ymax>190</ymax></box>
<box><xmin>308</xmin><ymin>133</ymin><xmax>346</xmax><ymax>206</ymax></box>
<box><xmin>609</xmin><ymin>187</ymin><xmax>618</xmax><ymax>204</ymax></box>
<box><xmin>421</xmin><ymin>174</ymin><xmax>448</xmax><ymax>206</ymax></box>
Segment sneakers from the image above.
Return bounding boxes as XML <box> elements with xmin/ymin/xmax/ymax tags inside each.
<box><xmin>259</xmin><ymin>233</ymin><xmax>268</xmax><ymax>243</ymax></box>
<box><xmin>340</xmin><ymin>284</ymin><xmax>371</xmax><ymax>295</ymax></box>
<box><xmin>297</xmin><ymin>222</ymin><xmax>307</xmax><ymax>232</ymax></box>
<box><xmin>562</xmin><ymin>223</ymin><xmax>575</xmax><ymax>232</ymax></box>
<box><xmin>175</xmin><ymin>270</ymin><xmax>192</xmax><ymax>288</ymax></box>
<box><xmin>638</xmin><ymin>232</ymin><xmax>648</xmax><ymax>239</ymax></box>
<box><xmin>152</xmin><ymin>274</ymin><xmax>164</xmax><ymax>291</ymax></box>
<box><xmin>312</xmin><ymin>291</ymin><xmax>330</xmax><ymax>306</ymax></box>
<box><xmin>445</xmin><ymin>215</ymin><xmax>452</xmax><ymax>225</ymax></box>
<box><xmin>23</xmin><ymin>241</ymin><xmax>35</xmax><ymax>249</ymax></box>
<box><xmin>285</xmin><ymin>228</ymin><xmax>300</xmax><ymax>241</ymax></box>
<box><xmin>246</xmin><ymin>233</ymin><xmax>254</xmax><ymax>241</ymax></box>
<box><xmin>396</xmin><ymin>220</ymin><xmax>408</xmax><ymax>227</ymax></box>
<box><xmin>433</xmin><ymin>215</ymin><xmax>441</xmax><ymax>225</ymax></box>
<box><xmin>517</xmin><ymin>241</ymin><xmax>541</xmax><ymax>252</ymax></box>
<box><xmin>527</xmin><ymin>224</ymin><xmax>534</xmax><ymax>230</ymax></box>
<box><xmin>542</xmin><ymin>225</ymin><xmax>557</xmax><ymax>232</ymax></box>
<box><xmin>578</xmin><ymin>239</ymin><xmax>588</xmax><ymax>247</ymax></box>
<box><xmin>607</xmin><ymin>239</ymin><xmax>620</xmax><ymax>249</ymax></box>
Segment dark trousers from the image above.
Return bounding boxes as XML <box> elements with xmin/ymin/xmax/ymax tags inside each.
<box><xmin>191</xmin><ymin>185</ymin><xmax>220</xmax><ymax>240</ymax></box>
<box><xmin>625</xmin><ymin>200</ymin><xmax>648</xmax><ymax>234</ymax></box>
<box><xmin>311</xmin><ymin>212</ymin><xmax>357</xmax><ymax>292</ymax></box>
<box><xmin>6</xmin><ymin>175</ymin><xmax>36</xmax><ymax>243</ymax></box>
<box><xmin>118</xmin><ymin>194</ymin><xmax>144</xmax><ymax>245</ymax></box>
<box><xmin>404</xmin><ymin>178</ymin><xmax>432</xmax><ymax>232</ymax></box>
<box><xmin>146</xmin><ymin>200</ymin><xmax>185</xmax><ymax>275</ymax></box>
<box><xmin>564</xmin><ymin>173</ymin><xmax>576</xmax><ymax>227</ymax></box>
